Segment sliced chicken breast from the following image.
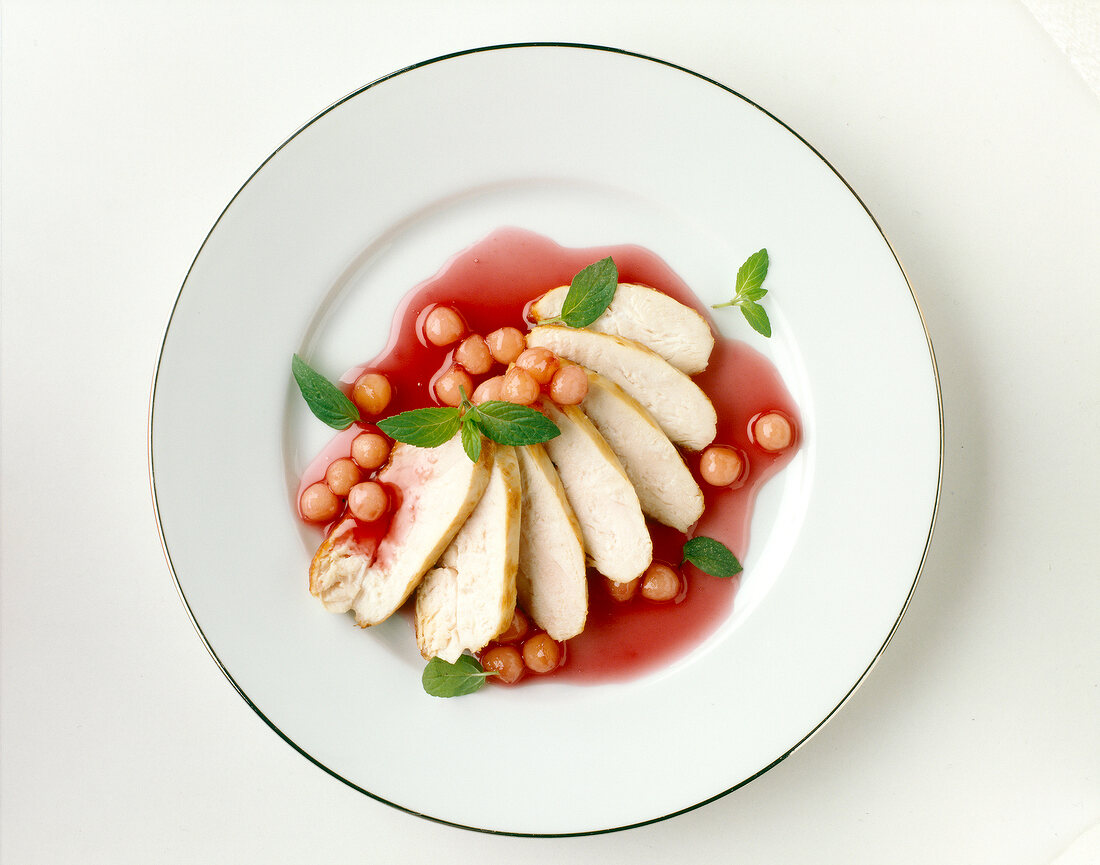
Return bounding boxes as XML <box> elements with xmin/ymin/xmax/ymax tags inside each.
<box><xmin>415</xmin><ymin>445</ymin><xmax>522</xmax><ymax>662</ymax></box>
<box><xmin>581</xmin><ymin>373</ymin><xmax>704</xmax><ymax>532</ymax></box>
<box><xmin>514</xmin><ymin>443</ymin><xmax>587</xmax><ymax>640</ymax></box>
<box><xmin>539</xmin><ymin>400</ymin><xmax>651</xmax><ymax>584</ymax></box>
<box><xmin>530</xmin><ymin>282</ymin><xmax>714</xmax><ymax>374</ymax></box>
<box><xmin>527</xmin><ymin>326</ymin><xmax>717</xmax><ymax>451</ymax></box>
<box><xmin>309</xmin><ymin>434</ymin><xmax>493</xmax><ymax>626</ymax></box>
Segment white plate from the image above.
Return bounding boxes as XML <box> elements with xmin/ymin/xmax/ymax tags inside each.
<box><xmin>149</xmin><ymin>44</ymin><xmax>941</xmax><ymax>835</ymax></box>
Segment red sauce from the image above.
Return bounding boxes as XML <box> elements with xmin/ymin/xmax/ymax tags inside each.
<box><xmin>297</xmin><ymin>228</ymin><xmax>800</xmax><ymax>684</ymax></box>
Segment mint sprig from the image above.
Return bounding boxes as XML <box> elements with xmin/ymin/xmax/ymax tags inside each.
<box><xmin>422</xmin><ymin>654</ymin><xmax>497</xmax><ymax>697</ymax></box>
<box><xmin>540</xmin><ymin>256</ymin><xmax>619</xmax><ymax>328</ymax></box>
<box><xmin>682</xmin><ymin>536</ymin><xmax>743</xmax><ymax>578</ymax></box>
<box><xmin>712</xmin><ymin>248</ymin><xmax>772</xmax><ymax>338</ymax></box>
<box><xmin>291</xmin><ymin>354</ymin><xmax>361</xmax><ymax>430</ymax></box>
<box><xmin>377</xmin><ymin>391</ymin><xmax>559</xmax><ymax>462</ymax></box>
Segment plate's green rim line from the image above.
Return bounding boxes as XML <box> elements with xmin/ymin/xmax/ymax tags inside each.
<box><xmin>147</xmin><ymin>41</ymin><xmax>945</xmax><ymax>838</ymax></box>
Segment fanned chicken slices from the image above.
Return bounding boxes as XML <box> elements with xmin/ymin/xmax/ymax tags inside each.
<box><xmin>527</xmin><ymin>325</ymin><xmax>717</xmax><ymax>451</ymax></box>
<box><xmin>514</xmin><ymin>443</ymin><xmax>587</xmax><ymax>641</ymax></box>
<box><xmin>530</xmin><ymin>282</ymin><xmax>715</xmax><ymax>374</ymax></box>
<box><xmin>308</xmin><ymin>434</ymin><xmax>492</xmax><ymax>626</ymax></box>
<box><xmin>581</xmin><ymin>372</ymin><xmax>704</xmax><ymax>533</ymax></box>
<box><xmin>539</xmin><ymin>400</ymin><xmax>651</xmax><ymax>584</ymax></box>
<box><xmin>415</xmin><ymin>445</ymin><xmax>522</xmax><ymax>662</ymax></box>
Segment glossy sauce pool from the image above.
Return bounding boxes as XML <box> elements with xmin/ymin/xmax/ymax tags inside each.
<box><xmin>297</xmin><ymin>227</ymin><xmax>800</xmax><ymax>684</ymax></box>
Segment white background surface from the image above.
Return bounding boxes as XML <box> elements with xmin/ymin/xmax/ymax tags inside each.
<box><xmin>2</xmin><ymin>1</ymin><xmax>1098</xmax><ymax>862</ymax></box>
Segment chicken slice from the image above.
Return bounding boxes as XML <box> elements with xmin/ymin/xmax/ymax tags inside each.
<box><xmin>415</xmin><ymin>445</ymin><xmax>522</xmax><ymax>662</ymax></box>
<box><xmin>527</xmin><ymin>326</ymin><xmax>717</xmax><ymax>451</ymax></box>
<box><xmin>308</xmin><ymin>433</ymin><xmax>493</xmax><ymax>626</ymax></box>
<box><xmin>514</xmin><ymin>443</ymin><xmax>587</xmax><ymax>640</ymax></box>
<box><xmin>539</xmin><ymin>400</ymin><xmax>651</xmax><ymax>584</ymax></box>
<box><xmin>581</xmin><ymin>372</ymin><xmax>704</xmax><ymax>532</ymax></box>
<box><xmin>530</xmin><ymin>282</ymin><xmax>714</xmax><ymax>374</ymax></box>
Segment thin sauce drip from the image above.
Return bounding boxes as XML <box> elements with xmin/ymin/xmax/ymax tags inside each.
<box><xmin>297</xmin><ymin>227</ymin><xmax>800</xmax><ymax>684</ymax></box>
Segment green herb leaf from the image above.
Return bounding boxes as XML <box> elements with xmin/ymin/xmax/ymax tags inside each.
<box><xmin>422</xmin><ymin>654</ymin><xmax>495</xmax><ymax>698</ymax></box>
<box><xmin>377</xmin><ymin>407</ymin><xmax>460</xmax><ymax>448</ymax></box>
<box><xmin>711</xmin><ymin>248</ymin><xmax>774</xmax><ymax>338</ymax></box>
<box><xmin>735</xmin><ymin>248</ymin><xmax>769</xmax><ymax>296</ymax></box>
<box><xmin>460</xmin><ymin>417</ymin><xmax>482</xmax><ymax>463</ymax></box>
<box><xmin>682</xmin><ymin>536</ymin><xmax>743</xmax><ymax>578</ymax></box>
<box><xmin>558</xmin><ymin>256</ymin><xmax>619</xmax><ymax>328</ymax></box>
<box><xmin>291</xmin><ymin>354</ymin><xmax>361</xmax><ymax>430</ymax></box>
<box><xmin>740</xmin><ymin>300</ymin><xmax>772</xmax><ymax>337</ymax></box>
<box><xmin>471</xmin><ymin>401</ymin><xmax>560</xmax><ymax>446</ymax></box>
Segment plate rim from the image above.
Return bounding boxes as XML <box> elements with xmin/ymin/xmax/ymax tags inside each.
<box><xmin>147</xmin><ymin>41</ymin><xmax>944</xmax><ymax>837</ymax></box>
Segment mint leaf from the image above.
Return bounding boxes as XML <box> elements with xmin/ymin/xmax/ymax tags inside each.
<box><xmin>711</xmin><ymin>249</ymin><xmax>774</xmax><ymax>338</ymax></box>
<box><xmin>740</xmin><ymin>300</ymin><xmax>772</xmax><ymax>337</ymax></box>
<box><xmin>471</xmin><ymin>401</ymin><xmax>560</xmax><ymax>446</ymax></box>
<box><xmin>558</xmin><ymin>256</ymin><xmax>618</xmax><ymax>328</ymax></box>
<box><xmin>735</xmin><ymin>248</ymin><xmax>769</xmax><ymax>296</ymax></box>
<box><xmin>377</xmin><ymin>407</ymin><xmax>460</xmax><ymax>448</ymax></box>
<box><xmin>682</xmin><ymin>536</ymin><xmax>743</xmax><ymax>578</ymax></box>
<box><xmin>460</xmin><ymin>417</ymin><xmax>482</xmax><ymax>462</ymax></box>
<box><xmin>291</xmin><ymin>354</ymin><xmax>361</xmax><ymax>430</ymax></box>
<box><xmin>422</xmin><ymin>654</ymin><xmax>495</xmax><ymax>697</ymax></box>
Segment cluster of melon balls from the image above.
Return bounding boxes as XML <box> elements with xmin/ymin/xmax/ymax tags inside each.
<box><xmin>297</xmin><ymin>424</ymin><xmax>394</xmax><ymax>526</ymax></box>
<box><xmin>479</xmin><ymin>607</ymin><xmax>564</xmax><ymax>683</ymax></box>
<box><xmin>421</xmin><ymin>304</ymin><xmax>589</xmax><ymax>408</ymax></box>
<box><xmin>297</xmin><ymin>304</ymin><xmax>590</xmax><ymax>527</ymax></box>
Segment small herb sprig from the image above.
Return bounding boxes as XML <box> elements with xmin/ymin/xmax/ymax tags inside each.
<box><xmin>422</xmin><ymin>654</ymin><xmax>497</xmax><ymax>697</ymax></box>
<box><xmin>378</xmin><ymin>389</ymin><xmax>559</xmax><ymax>463</ymax></box>
<box><xmin>682</xmin><ymin>536</ymin><xmax>743</xmax><ymax>578</ymax></box>
<box><xmin>537</xmin><ymin>256</ymin><xmax>618</xmax><ymax>328</ymax></box>
<box><xmin>712</xmin><ymin>248</ymin><xmax>772</xmax><ymax>337</ymax></box>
